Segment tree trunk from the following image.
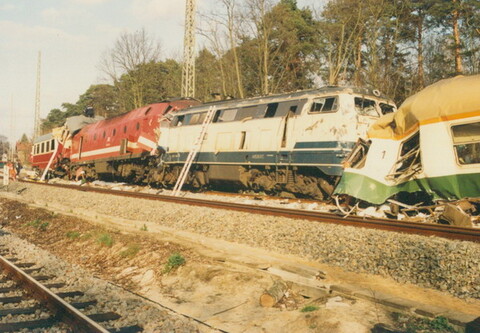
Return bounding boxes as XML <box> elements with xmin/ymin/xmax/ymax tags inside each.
<box><xmin>452</xmin><ymin>0</ymin><xmax>463</xmax><ymax>75</ymax></box>
<box><xmin>417</xmin><ymin>16</ymin><xmax>425</xmax><ymax>89</ymax></box>
<box><xmin>259</xmin><ymin>280</ymin><xmax>288</xmax><ymax>307</ymax></box>
<box><xmin>354</xmin><ymin>35</ymin><xmax>362</xmax><ymax>86</ymax></box>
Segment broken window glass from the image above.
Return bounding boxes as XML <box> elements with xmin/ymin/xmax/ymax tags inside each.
<box><xmin>354</xmin><ymin>97</ymin><xmax>379</xmax><ymax>117</ymax></box>
<box><xmin>310</xmin><ymin>96</ymin><xmax>338</xmax><ymax>113</ymax></box>
<box><xmin>386</xmin><ymin>131</ymin><xmax>422</xmax><ymax>183</ymax></box>
<box><xmin>452</xmin><ymin>122</ymin><xmax>480</xmax><ymax>165</ymax></box>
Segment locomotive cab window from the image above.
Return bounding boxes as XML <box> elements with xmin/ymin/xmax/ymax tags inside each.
<box><xmin>380</xmin><ymin>103</ymin><xmax>395</xmax><ymax>115</ymax></box>
<box><xmin>452</xmin><ymin>121</ymin><xmax>480</xmax><ymax>165</ymax></box>
<box><xmin>354</xmin><ymin>97</ymin><xmax>379</xmax><ymax>117</ymax></box>
<box><xmin>310</xmin><ymin>97</ymin><xmax>338</xmax><ymax>113</ymax></box>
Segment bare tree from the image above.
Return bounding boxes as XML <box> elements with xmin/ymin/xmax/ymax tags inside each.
<box><xmin>243</xmin><ymin>0</ymin><xmax>275</xmax><ymax>95</ymax></box>
<box><xmin>99</xmin><ymin>28</ymin><xmax>161</xmax><ymax>110</ymax></box>
<box><xmin>199</xmin><ymin>0</ymin><xmax>245</xmax><ymax>98</ymax></box>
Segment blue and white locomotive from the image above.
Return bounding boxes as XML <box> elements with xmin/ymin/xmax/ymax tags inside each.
<box><xmin>153</xmin><ymin>87</ymin><xmax>396</xmax><ymax>199</ymax></box>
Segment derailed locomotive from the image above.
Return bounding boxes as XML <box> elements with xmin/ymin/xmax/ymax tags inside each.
<box><xmin>151</xmin><ymin>87</ymin><xmax>396</xmax><ymax>199</ymax></box>
<box><xmin>335</xmin><ymin>74</ymin><xmax>480</xmax><ymax>204</ymax></box>
<box><xmin>32</xmin><ymin>87</ymin><xmax>396</xmax><ymax>200</ymax></box>
<box><xmin>32</xmin><ymin>99</ymin><xmax>200</xmax><ymax>180</ymax></box>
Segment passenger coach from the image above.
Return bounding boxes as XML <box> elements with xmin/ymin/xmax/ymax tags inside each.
<box><xmin>336</xmin><ymin>75</ymin><xmax>480</xmax><ymax>204</ymax></box>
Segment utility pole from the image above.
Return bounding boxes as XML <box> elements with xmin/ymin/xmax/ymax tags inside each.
<box><xmin>181</xmin><ymin>0</ymin><xmax>196</xmax><ymax>98</ymax></box>
<box><xmin>33</xmin><ymin>51</ymin><xmax>41</xmax><ymax>140</ymax></box>
<box><xmin>10</xmin><ymin>94</ymin><xmax>15</xmax><ymax>160</ymax></box>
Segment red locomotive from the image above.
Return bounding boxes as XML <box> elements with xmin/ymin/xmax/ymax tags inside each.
<box><xmin>31</xmin><ymin>98</ymin><xmax>199</xmax><ymax>181</ymax></box>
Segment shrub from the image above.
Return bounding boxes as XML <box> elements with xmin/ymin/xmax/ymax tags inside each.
<box><xmin>97</xmin><ymin>233</ymin><xmax>113</xmax><ymax>247</ymax></box>
<box><xmin>164</xmin><ymin>253</ymin><xmax>186</xmax><ymax>273</ymax></box>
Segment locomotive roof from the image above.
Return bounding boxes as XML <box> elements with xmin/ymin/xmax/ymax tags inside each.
<box><xmin>33</xmin><ymin>133</ymin><xmax>53</xmax><ymax>144</ymax></box>
<box><xmin>177</xmin><ymin>86</ymin><xmax>393</xmax><ymax>114</ymax></box>
<box><xmin>368</xmin><ymin>74</ymin><xmax>480</xmax><ymax>140</ymax></box>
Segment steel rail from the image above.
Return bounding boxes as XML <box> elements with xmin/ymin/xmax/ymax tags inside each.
<box><xmin>0</xmin><ymin>254</ymin><xmax>109</xmax><ymax>333</ymax></box>
<box><xmin>19</xmin><ymin>180</ymin><xmax>480</xmax><ymax>243</ymax></box>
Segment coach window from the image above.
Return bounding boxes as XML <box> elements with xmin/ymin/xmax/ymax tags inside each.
<box><xmin>124</xmin><ymin>126</ymin><xmax>127</xmax><ymax>133</ymax></box>
<box><xmin>310</xmin><ymin>97</ymin><xmax>338</xmax><ymax>113</ymax></box>
<box><xmin>136</xmin><ymin>122</ymin><xmax>140</xmax><ymax>131</ymax></box>
<box><xmin>41</xmin><ymin>142</ymin><xmax>45</xmax><ymax>153</ymax></box>
<box><xmin>386</xmin><ymin>132</ymin><xmax>422</xmax><ymax>182</ymax></box>
<box><xmin>113</xmin><ymin>128</ymin><xmax>116</xmax><ymax>136</ymax></box>
<box><xmin>452</xmin><ymin>121</ymin><xmax>480</xmax><ymax>165</ymax></box>
<box><xmin>51</xmin><ymin>139</ymin><xmax>55</xmax><ymax>151</ymax></box>
<box><xmin>94</xmin><ymin>134</ymin><xmax>97</xmax><ymax>140</ymax></box>
<box><xmin>354</xmin><ymin>97</ymin><xmax>379</xmax><ymax>117</ymax></box>
<box><xmin>264</xmin><ymin>103</ymin><xmax>279</xmax><ymax>118</ymax></box>
<box><xmin>103</xmin><ymin>131</ymin><xmax>106</xmax><ymax>139</ymax></box>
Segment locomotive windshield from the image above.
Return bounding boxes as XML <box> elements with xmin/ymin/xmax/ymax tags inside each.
<box><xmin>354</xmin><ymin>97</ymin><xmax>380</xmax><ymax>117</ymax></box>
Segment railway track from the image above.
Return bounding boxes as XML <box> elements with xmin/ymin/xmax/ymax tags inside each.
<box><xmin>0</xmin><ymin>233</ymin><xmax>142</xmax><ymax>333</ymax></box>
<box><xmin>17</xmin><ymin>180</ymin><xmax>480</xmax><ymax>243</ymax></box>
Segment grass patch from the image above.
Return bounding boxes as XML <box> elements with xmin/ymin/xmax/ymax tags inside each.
<box><xmin>120</xmin><ymin>244</ymin><xmax>140</xmax><ymax>258</ymax></box>
<box><xmin>25</xmin><ymin>219</ymin><xmax>42</xmax><ymax>228</ymax></box>
<box><xmin>300</xmin><ymin>305</ymin><xmax>319</xmax><ymax>313</ymax></box>
<box><xmin>97</xmin><ymin>233</ymin><xmax>114</xmax><ymax>247</ymax></box>
<box><xmin>164</xmin><ymin>253</ymin><xmax>186</xmax><ymax>273</ymax></box>
<box><xmin>66</xmin><ymin>231</ymin><xmax>81</xmax><ymax>239</ymax></box>
<box><xmin>39</xmin><ymin>222</ymin><xmax>49</xmax><ymax>231</ymax></box>
<box><xmin>392</xmin><ymin>313</ymin><xmax>455</xmax><ymax>333</ymax></box>
<box><xmin>25</xmin><ymin>219</ymin><xmax>49</xmax><ymax>231</ymax></box>
<box><xmin>140</xmin><ymin>224</ymin><xmax>148</xmax><ymax>231</ymax></box>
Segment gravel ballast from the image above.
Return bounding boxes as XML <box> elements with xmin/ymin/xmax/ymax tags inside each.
<box><xmin>0</xmin><ymin>231</ymin><xmax>208</xmax><ymax>332</ymax></box>
<box><xmin>2</xmin><ymin>182</ymin><xmax>480</xmax><ymax>300</ymax></box>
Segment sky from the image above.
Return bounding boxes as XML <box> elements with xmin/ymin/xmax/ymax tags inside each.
<box><xmin>0</xmin><ymin>0</ymin><xmax>320</xmax><ymax>144</ymax></box>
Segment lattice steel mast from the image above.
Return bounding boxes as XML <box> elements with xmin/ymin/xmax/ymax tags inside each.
<box><xmin>33</xmin><ymin>51</ymin><xmax>41</xmax><ymax>140</ymax></box>
<box><xmin>181</xmin><ymin>0</ymin><xmax>196</xmax><ymax>98</ymax></box>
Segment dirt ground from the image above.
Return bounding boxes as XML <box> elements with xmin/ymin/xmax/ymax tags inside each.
<box><xmin>0</xmin><ymin>197</ymin><xmax>478</xmax><ymax>333</ymax></box>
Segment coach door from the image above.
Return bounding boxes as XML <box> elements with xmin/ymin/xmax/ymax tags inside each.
<box><xmin>78</xmin><ymin>137</ymin><xmax>84</xmax><ymax>160</ymax></box>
